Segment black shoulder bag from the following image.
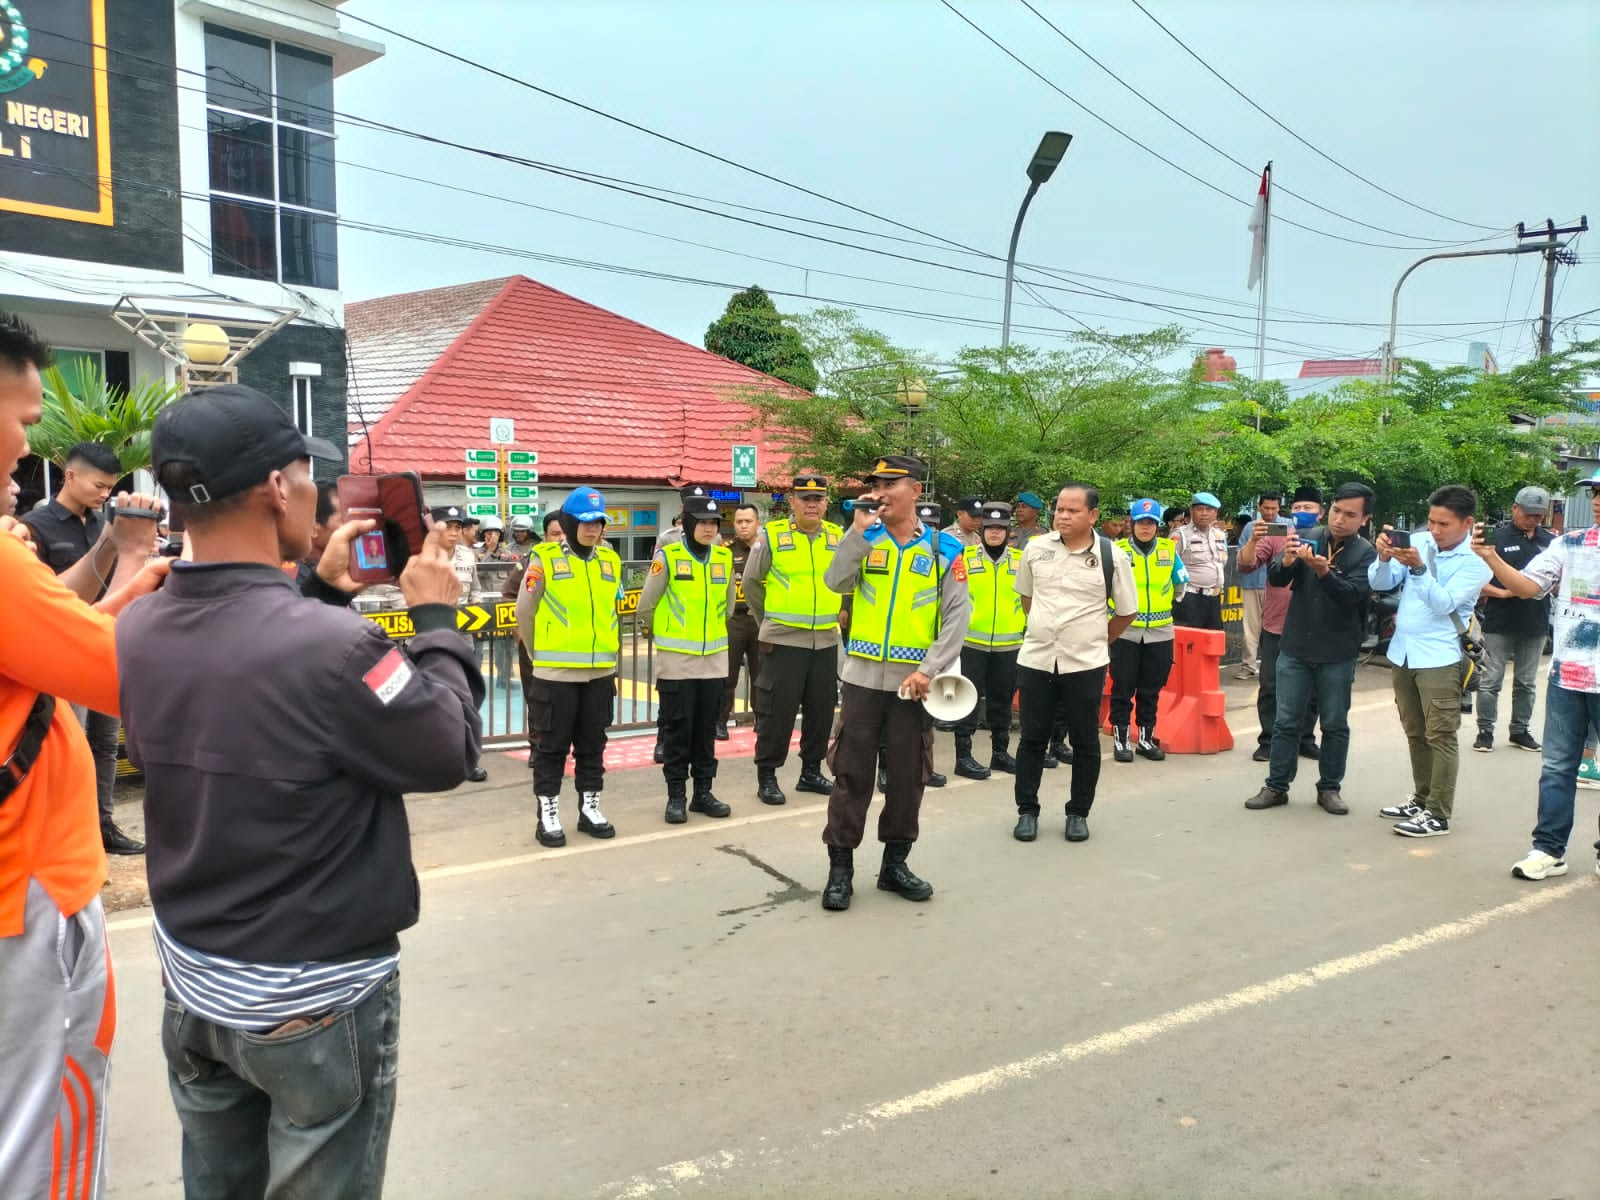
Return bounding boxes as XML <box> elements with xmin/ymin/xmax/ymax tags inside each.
<box><xmin>0</xmin><ymin>694</ymin><xmax>57</xmax><ymax>807</ymax></box>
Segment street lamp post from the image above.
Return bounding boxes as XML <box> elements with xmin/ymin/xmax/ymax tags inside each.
<box><xmin>1001</xmin><ymin>131</ymin><xmax>1073</xmax><ymax>353</ymax></box>
<box><xmin>1382</xmin><ymin>243</ymin><xmax>1552</xmax><ymax>383</ymax></box>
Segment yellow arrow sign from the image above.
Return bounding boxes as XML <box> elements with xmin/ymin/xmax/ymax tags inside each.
<box><xmin>456</xmin><ymin>605</ymin><xmax>493</xmax><ymax>634</ymax></box>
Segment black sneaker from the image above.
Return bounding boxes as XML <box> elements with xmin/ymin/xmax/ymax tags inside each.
<box><xmin>1051</xmin><ymin>741</ymin><xmax>1074</xmax><ymax>765</ymax></box>
<box><xmin>1378</xmin><ymin>796</ymin><xmax>1425</xmax><ymax>820</ymax></box>
<box><xmin>1472</xmin><ymin>731</ymin><xmax>1493</xmax><ymax>753</ymax></box>
<box><xmin>1251</xmin><ymin>745</ymin><xmax>1270</xmax><ymax>763</ymax></box>
<box><xmin>1508</xmin><ymin>731</ymin><xmax>1541</xmax><ymax>753</ymax></box>
<box><xmin>1394</xmin><ymin>812</ymin><xmax>1450</xmax><ymax>838</ymax></box>
<box><xmin>102</xmin><ymin>825</ymin><xmax>145</xmax><ymax>855</ymax></box>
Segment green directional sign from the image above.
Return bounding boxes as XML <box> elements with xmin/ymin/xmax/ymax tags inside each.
<box><xmin>506</xmin><ymin>450</ymin><xmax>538</xmax><ymax>465</ymax></box>
<box><xmin>466</xmin><ymin>502</ymin><xmax>500</xmax><ymax>518</ymax></box>
<box><xmin>508</xmin><ymin>485</ymin><xmax>540</xmax><ymax>500</ymax></box>
<box><xmin>465</xmin><ymin>449</ymin><xmax>497</xmax><ymax>464</ymax></box>
<box><xmin>731</xmin><ymin>444</ymin><xmax>757</xmax><ymax>488</ymax></box>
<box><xmin>466</xmin><ymin>484</ymin><xmax>500</xmax><ymax>500</ymax></box>
<box><xmin>506</xmin><ymin>468</ymin><xmax>538</xmax><ymax>483</ymax></box>
<box><xmin>465</xmin><ymin>466</ymin><xmax>499</xmax><ymax>483</ymax></box>
<box><xmin>509</xmin><ymin>502</ymin><xmax>540</xmax><ymax>517</ymax></box>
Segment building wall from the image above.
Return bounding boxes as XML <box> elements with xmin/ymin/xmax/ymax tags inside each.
<box><xmin>236</xmin><ymin>321</ymin><xmax>349</xmax><ymax>476</ymax></box>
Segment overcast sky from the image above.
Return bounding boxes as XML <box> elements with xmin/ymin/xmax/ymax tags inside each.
<box><xmin>335</xmin><ymin>0</ymin><xmax>1598</xmax><ymax>381</ymax></box>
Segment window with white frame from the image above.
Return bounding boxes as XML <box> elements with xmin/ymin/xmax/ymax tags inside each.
<box><xmin>292</xmin><ymin>376</ymin><xmax>314</xmax><ymax>437</ymax></box>
<box><xmin>205</xmin><ymin>25</ymin><xmax>338</xmax><ymax>289</ymax></box>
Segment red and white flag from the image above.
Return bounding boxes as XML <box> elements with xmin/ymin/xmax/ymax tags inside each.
<box><xmin>1246</xmin><ymin>165</ymin><xmax>1270</xmax><ymax>290</ymax></box>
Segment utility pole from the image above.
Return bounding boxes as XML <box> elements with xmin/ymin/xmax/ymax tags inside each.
<box><xmin>1516</xmin><ymin>216</ymin><xmax>1588</xmax><ymax>357</ymax></box>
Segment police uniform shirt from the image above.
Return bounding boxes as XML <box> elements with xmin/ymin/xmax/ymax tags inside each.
<box><xmin>1015</xmin><ymin>532</ymin><xmax>1138</xmax><ymax>674</ymax></box>
<box><xmin>450</xmin><ymin>543</ymin><xmax>478</xmax><ymax>600</ymax></box>
<box><xmin>941</xmin><ymin>521</ymin><xmax>980</xmax><ymax>547</ymax></box>
<box><xmin>514</xmin><ymin>547</ymin><xmax>623</xmax><ymax>684</ymax></box>
<box><xmin>742</xmin><ymin>525</ymin><xmax>843</xmax><ymax>650</ymax></box>
<box><xmin>1118</xmin><ymin>538</ymin><xmax>1189</xmax><ymax>646</ymax></box>
<box><xmin>1483</xmin><ymin>521</ymin><xmax>1555</xmax><ymax>637</ymax></box>
<box><xmin>21</xmin><ymin>498</ymin><xmax>104</xmax><ymax>574</ymax></box>
<box><xmin>637</xmin><ymin>543</ymin><xmax>739</xmax><ymax>680</ymax></box>
<box><xmin>1174</xmin><ymin>522</ymin><xmax>1228</xmax><ymax>592</ymax></box>
<box><xmin>823</xmin><ymin>522</ymin><xmax>971</xmax><ymax>693</ymax></box>
<box><xmin>728</xmin><ymin>535</ymin><xmax>757</xmax><ymax>615</ymax></box>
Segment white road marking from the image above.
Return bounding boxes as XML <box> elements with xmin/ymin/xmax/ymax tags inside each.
<box><xmin>101</xmin><ymin>697</ymin><xmax>1396</xmax><ymax>936</ymax></box>
<box><xmin>599</xmin><ymin>877</ymin><xmax>1593</xmax><ymax>1197</ymax></box>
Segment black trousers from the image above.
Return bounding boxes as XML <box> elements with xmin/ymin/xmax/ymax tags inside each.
<box><xmin>517</xmin><ymin>641</ymin><xmax>537</xmax><ymax>755</ymax></box>
<box><xmin>1257</xmin><ymin>630</ymin><xmax>1319</xmax><ymax>751</ymax></box>
<box><xmin>1174</xmin><ymin>592</ymin><xmax>1223</xmax><ymax>631</ymax></box>
<box><xmin>658</xmin><ymin>677</ymin><xmax>722</xmax><ymax>785</ymax></box>
<box><xmin>1016</xmin><ymin>664</ymin><xmax>1106</xmax><ymax>817</ymax></box>
<box><xmin>827</xmin><ymin>683</ymin><xmax>931</xmax><ymax>848</ymax></box>
<box><xmin>754</xmin><ymin>642</ymin><xmax>838</xmax><ymax>770</ymax></box>
<box><xmin>1108</xmin><ymin>638</ymin><xmax>1174</xmax><ymax>731</ymax></box>
<box><xmin>956</xmin><ymin>645</ymin><xmax>1019</xmax><ymax>747</ymax></box>
<box><xmin>528</xmin><ymin>675</ymin><xmax>614</xmax><ymax>796</ymax></box>
<box><xmin>722</xmin><ymin>613</ymin><xmax>760</xmax><ymax>723</ymax></box>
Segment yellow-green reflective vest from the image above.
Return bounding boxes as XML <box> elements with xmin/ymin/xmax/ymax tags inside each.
<box><xmin>652</xmin><ymin>541</ymin><xmax>733</xmax><ymax>655</ymax></box>
<box><xmin>761</xmin><ymin>518</ymin><xmax>844</xmax><ymax>630</ymax></box>
<box><xmin>530</xmin><ymin>541</ymin><xmax>624</xmax><ymax>669</ymax></box>
<box><xmin>845</xmin><ymin>529</ymin><xmax>957</xmax><ymax>665</ymax></box>
<box><xmin>1117</xmin><ymin>535</ymin><xmax>1178</xmax><ymax>629</ymax></box>
<box><xmin>962</xmin><ymin>544</ymin><xmax>1025</xmax><ymax>649</ymax></box>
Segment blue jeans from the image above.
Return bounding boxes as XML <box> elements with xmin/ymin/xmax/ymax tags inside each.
<box><xmin>161</xmin><ymin>970</ymin><xmax>401</xmax><ymax>1200</ymax></box>
<box><xmin>1267</xmin><ymin>653</ymin><xmax>1356</xmax><ymax>793</ymax></box>
<box><xmin>1533</xmin><ymin>680</ymin><xmax>1600</xmax><ymax>859</ymax></box>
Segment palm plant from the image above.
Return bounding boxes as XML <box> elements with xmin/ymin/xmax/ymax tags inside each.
<box><xmin>33</xmin><ymin>359</ymin><xmax>183</xmax><ymax>473</ymax></box>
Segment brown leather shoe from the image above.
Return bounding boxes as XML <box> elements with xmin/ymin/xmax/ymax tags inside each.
<box><xmin>1244</xmin><ymin>787</ymin><xmax>1288</xmax><ymax>810</ymax></box>
<box><xmin>1316</xmin><ymin>789</ymin><xmax>1349</xmax><ymax>815</ymax></box>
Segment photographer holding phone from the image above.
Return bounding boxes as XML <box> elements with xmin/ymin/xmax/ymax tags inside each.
<box><xmin>118</xmin><ymin>383</ymin><xmax>483</xmax><ymax>1199</ymax></box>
<box><xmin>1368</xmin><ymin>485</ymin><xmax>1492</xmax><ymax>838</ymax></box>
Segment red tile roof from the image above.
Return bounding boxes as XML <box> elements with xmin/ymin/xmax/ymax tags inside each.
<box><xmin>1298</xmin><ymin>358</ymin><xmax>1384</xmax><ymax>378</ymax></box>
<box><xmin>347</xmin><ymin>276</ymin><xmax>799</xmax><ymax>487</ymax></box>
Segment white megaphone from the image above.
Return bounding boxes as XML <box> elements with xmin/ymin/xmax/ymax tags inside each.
<box><xmin>918</xmin><ymin>672</ymin><xmax>978</xmax><ymax>722</ymax></box>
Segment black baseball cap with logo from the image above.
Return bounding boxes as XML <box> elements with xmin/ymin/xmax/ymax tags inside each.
<box><xmin>864</xmin><ymin>454</ymin><xmax>926</xmax><ymax>482</ymax></box>
<box><xmin>916</xmin><ymin>502</ymin><xmax>942</xmax><ymax>524</ymax></box>
<box><xmin>431</xmin><ymin>506</ymin><xmax>465</xmax><ymax>525</ymax></box>
<box><xmin>956</xmin><ymin>495</ymin><xmax>983</xmax><ymax>517</ymax></box>
<box><xmin>682</xmin><ymin>496</ymin><xmax>722</xmax><ymax>522</ymax></box>
<box><xmin>153</xmin><ymin>383</ymin><xmax>342</xmax><ymax>504</ymax></box>
<box><xmin>980</xmin><ymin>501</ymin><xmax>1013</xmax><ymax>527</ymax></box>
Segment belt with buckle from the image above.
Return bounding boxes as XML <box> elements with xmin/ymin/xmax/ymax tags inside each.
<box><xmin>1193</xmin><ymin>586</ymin><xmax>1223</xmax><ymax>597</ymax></box>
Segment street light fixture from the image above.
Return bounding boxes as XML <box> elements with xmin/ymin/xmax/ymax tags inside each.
<box><xmin>1002</xmin><ymin>131</ymin><xmax>1073</xmax><ymax>353</ymax></box>
<box><xmin>1382</xmin><ymin>242</ymin><xmax>1553</xmax><ymax>383</ymax></box>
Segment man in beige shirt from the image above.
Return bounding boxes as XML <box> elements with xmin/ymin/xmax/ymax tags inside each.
<box><xmin>1012</xmin><ymin>484</ymin><xmax>1138</xmax><ymax>844</ymax></box>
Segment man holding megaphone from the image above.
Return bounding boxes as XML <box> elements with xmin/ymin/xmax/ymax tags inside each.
<box><xmin>818</xmin><ymin>455</ymin><xmax>970</xmax><ymax>913</ymax></box>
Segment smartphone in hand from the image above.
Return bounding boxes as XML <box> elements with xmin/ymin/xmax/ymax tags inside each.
<box><xmin>337</xmin><ymin>472</ymin><xmax>428</xmax><ymax>584</ymax></box>
<box><xmin>1388</xmin><ymin>529</ymin><xmax>1412</xmax><ymax>551</ymax></box>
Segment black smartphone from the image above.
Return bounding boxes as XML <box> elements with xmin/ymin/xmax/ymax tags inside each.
<box><xmin>1388</xmin><ymin>529</ymin><xmax>1411</xmax><ymax>550</ymax></box>
<box><xmin>1259</xmin><ymin>521</ymin><xmax>1292</xmax><ymax>537</ymax></box>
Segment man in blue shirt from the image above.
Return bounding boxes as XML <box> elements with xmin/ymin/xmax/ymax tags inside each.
<box><xmin>1368</xmin><ymin>485</ymin><xmax>1493</xmax><ymax>837</ymax></box>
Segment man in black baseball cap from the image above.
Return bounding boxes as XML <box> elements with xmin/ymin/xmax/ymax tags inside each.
<box><xmin>126</xmin><ymin>383</ymin><xmax>482</xmax><ymax>1194</ymax></box>
<box><xmin>943</xmin><ymin>496</ymin><xmax>983</xmax><ymax>547</ymax></box>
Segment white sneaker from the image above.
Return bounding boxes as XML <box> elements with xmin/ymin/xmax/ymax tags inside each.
<box><xmin>1378</xmin><ymin>795</ymin><xmax>1425</xmax><ymax>820</ymax></box>
<box><xmin>1510</xmin><ymin>850</ymin><xmax>1568</xmax><ymax>881</ymax></box>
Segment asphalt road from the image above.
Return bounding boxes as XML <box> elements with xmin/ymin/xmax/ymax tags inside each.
<box><xmin>100</xmin><ymin>671</ymin><xmax>1599</xmax><ymax>1199</ymax></box>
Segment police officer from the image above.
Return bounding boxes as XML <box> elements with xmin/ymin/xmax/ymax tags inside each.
<box><xmin>818</xmin><ymin>455</ymin><xmax>969</xmax><ymax>912</ymax></box>
<box><xmin>515</xmin><ymin>487</ymin><xmax>624</xmax><ymax>847</ymax></box>
<box><xmin>1011</xmin><ymin>491</ymin><xmax>1048</xmax><ymax>545</ymax></box>
<box><xmin>1109</xmin><ymin>498</ymin><xmax>1189</xmax><ymax>764</ymax></box>
<box><xmin>943</xmin><ymin>496</ymin><xmax>983</xmax><ymax>547</ymax></box>
<box><xmin>953</xmin><ymin>501</ymin><xmax>1026</xmax><ymax>780</ymax></box>
<box><xmin>639</xmin><ymin>493</ymin><xmax>737</xmax><ymax>823</ymax></box>
<box><xmin>434</xmin><ymin>506</ymin><xmax>489</xmax><ymax>782</ymax></box>
<box><xmin>506</xmin><ymin>513</ymin><xmax>537</xmax><ymax>564</ymax></box>
<box><xmin>718</xmin><ymin>503</ymin><xmax>762</xmax><ymax>740</ymax></box>
<box><xmin>652</xmin><ymin>484</ymin><xmax>713</xmax><ymax>764</ymax></box>
<box><xmin>742</xmin><ymin>474</ymin><xmax>843</xmax><ymax>806</ymax></box>
<box><xmin>478</xmin><ymin>514</ymin><xmax>514</xmax><ymax>562</ymax></box>
<box><xmin>1173</xmin><ymin>490</ymin><xmax>1228</xmax><ymax>629</ymax></box>
<box><xmin>879</xmin><ymin>503</ymin><xmax>952</xmax><ymax>787</ymax></box>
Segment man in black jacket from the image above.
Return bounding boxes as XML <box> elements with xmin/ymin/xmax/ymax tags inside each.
<box><xmin>118</xmin><ymin>384</ymin><xmax>482</xmax><ymax>1199</ymax></box>
<box><xmin>1246</xmin><ymin>483</ymin><xmax>1376</xmax><ymax>815</ymax></box>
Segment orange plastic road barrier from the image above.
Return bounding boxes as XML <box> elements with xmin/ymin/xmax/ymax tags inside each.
<box><xmin>1099</xmin><ymin>627</ymin><xmax>1233</xmax><ymax>754</ymax></box>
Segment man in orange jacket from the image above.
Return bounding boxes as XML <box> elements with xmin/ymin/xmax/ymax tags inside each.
<box><xmin>0</xmin><ymin>314</ymin><xmax>169</xmax><ymax>1199</ymax></box>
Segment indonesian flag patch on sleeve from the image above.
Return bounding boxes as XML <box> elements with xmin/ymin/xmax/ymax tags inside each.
<box><xmin>363</xmin><ymin>648</ymin><xmax>415</xmax><ymax>706</ymax></box>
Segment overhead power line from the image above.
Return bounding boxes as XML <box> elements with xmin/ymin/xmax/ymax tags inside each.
<box><xmin>1124</xmin><ymin>0</ymin><xmax>1503</xmax><ymax>232</ymax></box>
<box><xmin>1015</xmin><ymin>0</ymin><xmax>1503</xmax><ymax>245</ymax></box>
<box><xmin>939</xmin><ymin>0</ymin><xmax>1503</xmax><ymax>252</ymax></box>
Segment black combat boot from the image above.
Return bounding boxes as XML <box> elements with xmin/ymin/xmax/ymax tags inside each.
<box><xmin>756</xmin><ymin>767</ymin><xmax>787</xmax><ymax>806</ymax></box>
<box><xmin>821</xmin><ymin>846</ymin><xmax>854</xmax><ymax>911</ymax></box>
<box><xmin>689</xmin><ymin>781</ymin><xmax>731</xmax><ymax>818</ymax></box>
<box><xmin>989</xmin><ymin>733</ymin><xmax>1018</xmax><ymax>773</ymax></box>
<box><xmin>877</xmin><ymin>840</ymin><xmax>934</xmax><ymax>901</ymax></box>
<box><xmin>954</xmin><ymin>734</ymin><xmax>991</xmax><ymax>780</ymax></box>
<box><xmin>795</xmin><ymin>762</ymin><xmax>833</xmax><ymax>795</ymax></box>
<box><xmin>1136</xmin><ymin>726</ymin><xmax>1166</xmax><ymax>761</ymax></box>
<box><xmin>1113</xmin><ymin>726</ymin><xmax>1134</xmax><ymax>764</ymax></box>
<box><xmin>664</xmin><ymin>780</ymin><xmax>688</xmax><ymax>824</ymax></box>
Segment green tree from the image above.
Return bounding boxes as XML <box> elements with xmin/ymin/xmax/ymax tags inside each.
<box><xmin>32</xmin><ymin>359</ymin><xmax>183</xmax><ymax>474</ymax></box>
<box><xmin>704</xmin><ymin>285</ymin><xmax>819</xmax><ymax>392</ymax></box>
